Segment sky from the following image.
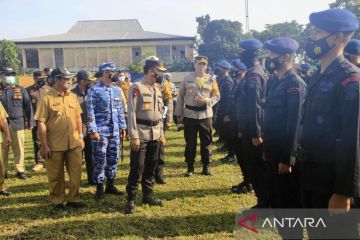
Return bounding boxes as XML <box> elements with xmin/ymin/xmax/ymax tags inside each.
<box><xmin>0</xmin><ymin>0</ymin><xmax>334</xmax><ymax>40</ymax></box>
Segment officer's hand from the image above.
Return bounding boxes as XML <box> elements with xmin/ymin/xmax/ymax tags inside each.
<box><xmin>40</xmin><ymin>145</ymin><xmax>50</xmax><ymax>160</ymax></box>
<box><xmin>177</xmin><ymin>116</ymin><xmax>183</xmax><ymax>124</ymax></box>
<box><xmin>251</xmin><ymin>137</ymin><xmax>263</xmax><ymax>147</ymax></box>
<box><xmin>160</xmin><ymin>136</ymin><xmax>166</xmax><ymax>146</ymax></box>
<box><xmin>278</xmin><ymin>163</ymin><xmax>292</xmax><ymax>175</ymax></box>
<box><xmin>131</xmin><ymin>138</ymin><xmax>140</xmax><ymax>152</ymax></box>
<box><xmin>328</xmin><ymin>194</ymin><xmax>351</xmax><ymax>215</ymax></box>
<box><xmin>194</xmin><ymin>95</ymin><xmax>206</xmax><ymax>104</ymax></box>
<box><xmin>90</xmin><ymin>133</ymin><xmax>100</xmax><ymax>141</ymax></box>
<box><xmin>5</xmin><ymin>136</ymin><xmax>12</xmax><ymax>147</ymax></box>
<box><xmin>224</xmin><ymin>116</ymin><xmax>230</xmax><ymax>123</ymax></box>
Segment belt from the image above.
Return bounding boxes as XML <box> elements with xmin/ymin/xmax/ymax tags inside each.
<box><xmin>136</xmin><ymin>119</ymin><xmax>160</xmax><ymax>126</ymax></box>
<box><xmin>185</xmin><ymin>104</ymin><xmax>207</xmax><ymax>111</ymax></box>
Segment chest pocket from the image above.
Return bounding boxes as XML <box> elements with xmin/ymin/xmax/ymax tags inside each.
<box><xmin>13</xmin><ymin>91</ymin><xmax>23</xmax><ymax>106</ymax></box>
<box><xmin>201</xmin><ymin>83</ymin><xmax>212</xmax><ymax>96</ymax></box>
<box><xmin>113</xmin><ymin>97</ymin><xmax>121</xmax><ymax>109</ymax></box>
<box><xmin>51</xmin><ymin>103</ymin><xmax>63</xmax><ymax>117</ymax></box>
<box><xmin>186</xmin><ymin>82</ymin><xmax>195</xmax><ymax>95</ymax></box>
<box><xmin>267</xmin><ymin>87</ymin><xmax>286</xmax><ymax>115</ymax></box>
<box><xmin>142</xmin><ymin>95</ymin><xmax>153</xmax><ymax>111</ymax></box>
<box><xmin>312</xmin><ymin>83</ymin><xmax>336</xmax><ymax>113</ymax></box>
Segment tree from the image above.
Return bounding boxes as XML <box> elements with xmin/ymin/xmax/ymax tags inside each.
<box><xmin>197</xmin><ymin>17</ymin><xmax>243</xmax><ymax>64</ymax></box>
<box><xmin>0</xmin><ymin>39</ymin><xmax>20</xmax><ymax>73</ymax></box>
<box><xmin>329</xmin><ymin>0</ymin><xmax>360</xmax><ymax>38</ymax></box>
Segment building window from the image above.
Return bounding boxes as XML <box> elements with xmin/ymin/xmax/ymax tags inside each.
<box><xmin>18</xmin><ymin>49</ymin><xmax>23</xmax><ymax>69</ymax></box>
<box><xmin>156</xmin><ymin>46</ymin><xmax>171</xmax><ymax>64</ymax></box>
<box><xmin>132</xmin><ymin>47</ymin><xmax>142</xmax><ymax>62</ymax></box>
<box><xmin>54</xmin><ymin>48</ymin><xmax>64</xmax><ymax>67</ymax></box>
<box><xmin>25</xmin><ymin>48</ymin><xmax>39</xmax><ymax>68</ymax></box>
<box><xmin>172</xmin><ymin>45</ymin><xmax>186</xmax><ymax>62</ymax></box>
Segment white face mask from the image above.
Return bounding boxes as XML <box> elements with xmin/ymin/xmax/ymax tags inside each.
<box><xmin>5</xmin><ymin>76</ymin><xmax>16</xmax><ymax>85</ymax></box>
<box><xmin>119</xmin><ymin>76</ymin><xmax>126</xmax><ymax>82</ymax></box>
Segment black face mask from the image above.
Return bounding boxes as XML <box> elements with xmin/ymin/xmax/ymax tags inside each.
<box><xmin>230</xmin><ymin>70</ymin><xmax>241</xmax><ymax>78</ymax></box>
<box><xmin>265</xmin><ymin>57</ymin><xmax>282</xmax><ymax>74</ymax></box>
<box><xmin>305</xmin><ymin>34</ymin><xmax>336</xmax><ymax>60</ymax></box>
<box><xmin>37</xmin><ymin>80</ymin><xmax>45</xmax><ymax>87</ymax></box>
<box><xmin>153</xmin><ymin>71</ymin><xmax>163</xmax><ymax>84</ymax></box>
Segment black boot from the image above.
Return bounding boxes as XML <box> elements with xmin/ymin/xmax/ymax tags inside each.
<box><xmin>184</xmin><ymin>163</ymin><xmax>194</xmax><ymax>177</ymax></box>
<box><xmin>142</xmin><ymin>196</ymin><xmax>163</xmax><ymax>206</ymax></box>
<box><xmin>105</xmin><ymin>179</ymin><xmax>123</xmax><ymax>195</ymax></box>
<box><xmin>124</xmin><ymin>200</ymin><xmax>135</xmax><ymax>214</ymax></box>
<box><xmin>155</xmin><ymin>175</ymin><xmax>166</xmax><ymax>184</ymax></box>
<box><xmin>201</xmin><ymin>164</ymin><xmax>212</xmax><ymax>176</ymax></box>
<box><xmin>95</xmin><ymin>183</ymin><xmax>104</xmax><ymax>200</ymax></box>
<box><xmin>220</xmin><ymin>155</ymin><xmax>235</xmax><ymax>163</ymax></box>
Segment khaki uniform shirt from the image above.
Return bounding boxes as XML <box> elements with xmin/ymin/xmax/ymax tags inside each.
<box><xmin>34</xmin><ymin>88</ymin><xmax>83</xmax><ymax>151</ymax></box>
<box><xmin>0</xmin><ymin>102</ymin><xmax>8</xmax><ymax>143</ymax></box>
<box><xmin>120</xmin><ymin>81</ymin><xmax>131</xmax><ymax>100</ymax></box>
<box><xmin>174</xmin><ymin>73</ymin><xmax>220</xmax><ymax>119</ymax></box>
<box><xmin>127</xmin><ymin>79</ymin><xmax>164</xmax><ymax>141</ymax></box>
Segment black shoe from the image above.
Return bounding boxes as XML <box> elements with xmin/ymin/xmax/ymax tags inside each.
<box><xmin>216</xmin><ymin>145</ymin><xmax>227</xmax><ymax>152</ymax></box>
<box><xmin>142</xmin><ymin>197</ymin><xmax>163</xmax><ymax>206</ymax></box>
<box><xmin>54</xmin><ymin>203</ymin><xmax>66</xmax><ymax>210</ymax></box>
<box><xmin>105</xmin><ymin>179</ymin><xmax>123</xmax><ymax>195</ymax></box>
<box><xmin>0</xmin><ymin>190</ymin><xmax>11</xmax><ymax>196</ymax></box>
<box><xmin>201</xmin><ymin>166</ymin><xmax>212</xmax><ymax>176</ymax></box>
<box><xmin>155</xmin><ymin>176</ymin><xmax>166</xmax><ymax>185</ymax></box>
<box><xmin>16</xmin><ymin>172</ymin><xmax>27</xmax><ymax>180</ymax></box>
<box><xmin>220</xmin><ymin>155</ymin><xmax>235</xmax><ymax>163</ymax></box>
<box><xmin>66</xmin><ymin>202</ymin><xmax>86</xmax><ymax>208</ymax></box>
<box><xmin>184</xmin><ymin>164</ymin><xmax>194</xmax><ymax>177</ymax></box>
<box><xmin>124</xmin><ymin>200</ymin><xmax>135</xmax><ymax>214</ymax></box>
<box><xmin>95</xmin><ymin>183</ymin><xmax>104</xmax><ymax>200</ymax></box>
<box><xmin>232</xmin><ymin>182</ymin><xmax>252</xmax><ymax>194</ymax></box>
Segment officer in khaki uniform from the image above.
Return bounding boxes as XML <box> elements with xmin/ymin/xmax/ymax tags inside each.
<box><xmin>125</xmin><ymin>56</ymin><xmax>166</xmax><ymax>214</ymax></box>
<box><xmin>0</xmin><ymin>102</ymin><xmax>12</xmax><ymax>196</ymax></box>
<box><xmin>26</xmin><ymin>71</ymin><xmax>51</xmax><ymax>172</ymax></box>
<box><xmin>34</xmin><ymin>68</ymin><xmax>85</xmax><ymax>210</ymax></box>
<box><xmin>174</xmin><ymin>56</ymin><xmax>220</xmax><ymax>177</ymax></box>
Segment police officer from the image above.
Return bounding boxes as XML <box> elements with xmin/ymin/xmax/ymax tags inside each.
<box><xmin>125</xmin><ymin>56</ymin><xmax>166</xmax><ymax>214</ymax></box>
<box><xmin>35</xmin><ymin>67</ymin><xmax>85</xmax><ymax>210</ymax></box>
<box><xmin>225</xmin><ymin>60</ymin><xmax>252</xmax><ymax>194</ymax></box>
<box><xmin>26</xmin><ymin>71</ymin><xmax>50</xmax><ymax>172</ymax></box>
<box><xmin>299</xmin><ymin>63</ymin><xmax>312</xmax><ymax>85</ymax></box>
<box><xmin>300</xmin><ymin>8</ymin><xmax>360</xmax><ymax>239</ymax></box>
<box><xmin>214</xmin><ymin>59</ymin><xmax>234</xmax><ymax>162</ymax></box>
<box><xmin>237</xmin><ymin>39</ymin><xmax>269</xmax><ymax>208</ymax></box>
<box><xmin>0</xmin><ymin>67</ymin><xmax>33</xmax><ymax>180</ymax></box>
<box><xmin>0</xmin><ymin>102</ymin><xmax>12</xmax><ymax>196</ymax></box>
<box><xmin>71</xmin><ymin>71</ymin><xmax>97</xmax><ymax>185</ymax></box>
<box><xmin>175</xmin><ymin>56</ymin><xmax>220</xmax><ymax>177</ymax></box>
<box><xmin>344</xmin><ymin>39</ymin><xmax>360</xmax><ymax>67</ymax></box>
<box><xmin>154</xmin><ymin>73</ymin><xmax>177</xmax><ymax>184</ymax></box>
<box><xmin>87</xmin><ymin>63</ymin><xmax>127</xmax><ymax>199</ymax></box>
<box><xmin>263</xmin><ymin>37</ymin><xmax>306</xmax><ymax>211</ymax></box>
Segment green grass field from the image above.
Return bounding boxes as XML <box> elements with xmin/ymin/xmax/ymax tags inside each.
<box><xmin>0</xmin><ymin>129</ymin><xmax>281</xmax><ymax>240</ymax></box>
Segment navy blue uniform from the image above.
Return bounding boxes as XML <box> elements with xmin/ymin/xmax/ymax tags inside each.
<box><xmin>264</xmin><ymin>70</ymin><xmax>306</xmax><ymax>209</ymax></box>
<box><xmin>300</xmin><ymin>57</ymin><xmax>360</xmax><ymax>200</ymax></box>
<box><xmin>237</xmin><ymin>63</ymin><xmax>269</xmax><ymax>206</ymax></box>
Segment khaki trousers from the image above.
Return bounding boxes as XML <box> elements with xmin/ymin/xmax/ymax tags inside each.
<box><xmin>46</xmin><ymin>147</ymin><xmax>82</xmax><ymax>204</ymax></box>
<box><xmin>3</xmin><ymin>128</ymin><xmax>25</xmax><ymax>173</ymax></box>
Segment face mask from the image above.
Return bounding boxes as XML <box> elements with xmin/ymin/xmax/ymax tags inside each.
<box><xmin>5</xmin><ymin>76</ymin><xmax>16</xmax><ymax>85</ymax></box>
<box><xmin>37</xmin><ymin>80</ymin><xmax>45</xmax><ymax>87</ymax></box>
<box><xmin>230</xmin><ymin>70</ymin><xmax>241</xmax><ymax>78</ymax></box>
<box><xmin>119</xmin><ymin>76</ymin><xmax>126</xmax><ymax>82</ymax></box>
<box><xmin>305</xmin><ymin>34</ymin><xmax>335</xmax><ymax>60</ymax></box>
<box><xmin>155</xmin><ymin>73</ymin><xmax>164</xmax><ymax>84</ymax></box>
<box><xmin>214</xmin><ymin>68</ymin><xmax>222</xmax><ymax>76</ymax></box>
<box><xmin>265</xmin><ymin>57</ymin><xmax>282</xmax><ymax>74</ymax></box>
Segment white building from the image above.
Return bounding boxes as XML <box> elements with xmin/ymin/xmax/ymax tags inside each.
<box><xmin>15</xmin><ymin>19</ymin><xmax>195</xmax><ymax>71</ymax></box>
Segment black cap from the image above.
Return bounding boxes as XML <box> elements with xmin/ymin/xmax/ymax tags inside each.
<box><xmin>76</xmin><ymin>70</ymin><xmax>96</xmax><ymax>81</ymax></box>
<box><xmin>33</xmin><ymin>71</ymin><xmax>47</xmax><ymax>79</ymax></box>
<box><xmin>0</xmin><ymin>67</ymin><xmax>16</xmax><ymax>76</ymax></box>
<box><xmin>51</xmin><ymin>67</ymin><xmax>73</xmax><ymax>79</ymax></box>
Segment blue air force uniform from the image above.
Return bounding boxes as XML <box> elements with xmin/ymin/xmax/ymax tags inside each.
<box><xmin>87</xmin><ymin>81</ymin><xmax>126</xmax><ymax>184</ymax></box>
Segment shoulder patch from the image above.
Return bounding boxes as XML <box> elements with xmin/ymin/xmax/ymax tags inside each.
<box><xmin>341</xmin><ymin>76</ymin><xmax>359</xmax><ymax>86</ymax></box>
<box><xmin>287</xmin><ymin>87</ymin><xmax>300</xmax><ymax>93</ymax></box>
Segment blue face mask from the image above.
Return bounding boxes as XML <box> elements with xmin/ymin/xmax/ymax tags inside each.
<box><xmin>5</xmin><ymin>76</ymin><xmax>16</xmax><ymax>85</ymax></box>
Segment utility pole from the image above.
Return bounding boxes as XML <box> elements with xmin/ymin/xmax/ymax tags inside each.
<box><xmin>245</xmin><ymin>0</ymin><xmax>249</xmax><ymax>33</ymax></box>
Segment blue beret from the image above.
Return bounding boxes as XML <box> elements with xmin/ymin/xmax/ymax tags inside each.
<box><xmin>345</xmin><ymin>39</ymin><xmax>360</xmax><ymax>55</ymax></box>
<box><xmin>300</xmin><ymin>63</ymin><xmax>311</xmax><ymax>70</ymax></box>
<box><xmin>216</xmin><ymin>59</ymin><xmax>231</xmax><ymax>70</ymax></box>
<box><xmin>309</xmin><ymin>8</ymin><xmax>359</xmax><ymax>33</ymax></box>
<box><xmin>264</xmin><ymin>37</ymin><xmax>299</xmax><ymax>54</ymax></box>
<box><xmin>231</xmin><ymin>59</ymin><xmax>247</xmax><ymax>71</ymax></box>
<box><xmin>239</xmin><ymin>39</ymin><xmax>263</xmax><ymax>50</ymax></box>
